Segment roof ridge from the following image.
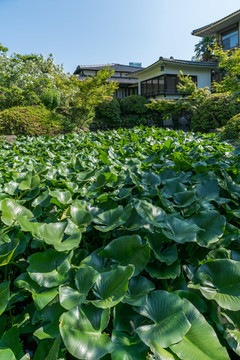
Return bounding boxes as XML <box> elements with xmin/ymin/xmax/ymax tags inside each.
<box><xmin>192</xmin><ymin>9</ymin><xmax>240</xmax><ymax>34</ymax></box>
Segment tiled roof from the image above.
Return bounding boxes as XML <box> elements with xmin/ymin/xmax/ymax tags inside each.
<box><xmin>127</xmin><ymin>57</ymin><xmax>218</xmax><ymax>77</ymax></box>
<box><xmin>159</xmin><ymin>57</ymin><xmax>218</xmax><ymax>67</ymax></box>
<box><xmin>78</xmin><ymin>74</ymin><xmax>138</xmax><ymax>84</ymax></box>
<box><xmin>74</xmin><ymin>63</ymin><xmax>143</xmax><ymax>75</ymax></box>
<box><xmin>192</xmin><ymin>9</ymin><xmax>240</xmax><ymax>36</ymax></box>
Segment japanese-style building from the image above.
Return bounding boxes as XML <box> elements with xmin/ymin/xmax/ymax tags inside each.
<box><xmin>127</xmin><ymin>57</ymin><xmax>218</xmax><ymax>99</ymax></box>
<box><xmin>192</xmin><ymin>9</ymin><xmax>240</xmax><ymax>50</ymax></box>
<box><xmin>73</xmin><ymin>63</ymin><xmax>143</xmax><ymax>98</ymax></box>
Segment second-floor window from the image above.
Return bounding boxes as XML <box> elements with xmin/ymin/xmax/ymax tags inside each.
<box><xmin>221</xmin><ymin>28</ymin><xmax>239</xmax><ymax>50</ymax></box>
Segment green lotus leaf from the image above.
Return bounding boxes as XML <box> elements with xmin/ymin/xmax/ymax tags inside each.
<box><xmin>113</xmin><ymin>302</ymin><xmax>151</xmax><ymax>335</ymax></box>
<box><xmin>59</xmin><ymin>285</ymin><xmax>85</xmax><ymax>310</ymax></box>
<box><xmin>99</xmin><ymin>235</ymin><xmax>150</xmax><ymax>275</ymax></box>
<box><xmin>0</xmin><ymin>198</ymin><xmax>33</xmax><ymax>226</ymax></box>
<box><xmin>175</xmin><ymin>290</ymin><xmax>207</xmax><ymax>313</ymax></box>
<box><xmin>196</xmin><ymin>178</ymin><xmax>219</xmax><ymax>201</ymax></box>
<box><xmin>75</xmin><ymin>266</ymin><xmax>100</xmax><ymax>294</ymax></box>
<box><xmin>18</xmin><ymin>173</ymin><xmax>40</xmax><ymax>190</ymax></box>
<box><xmin>0</xmin><ymin>237</ymin><xmax>19</xmax><ymax>266</ymax></box>
<box><xmin>14</xmin><ymin>272</ymin><xmax>40</xmax><ymax>294</ymax></box>
<box><xmin>0</xmin><ymin>326</ymin><xmax>24</xmax><ymax>360</ymax></box>
<box><xmin>92</xmin><ymin>265</ymin><xmax>134</xmax><ymax>308</ymax></box>
<box><xmin>32</xmin><ymin>288</ymin><xmax>59</xmax><ymax>310</ymax></box>
<box><xmin>192</xmin><ymin>259</ymin><xmax>240</xmax><ymax>311</ymax></box>
<box><xmin>0</xmin><ymin>282</ymin><xmax>10</xmax><ymax>315</ymax></box>
<box><xmin>146</xmin><ymin>259</ymin><xmax>181</xmax><ymax>280</ymax></box>
<box><xmin>37</xmin><ymin>222</ymin><xmax>68</xmax><ymax>246</ymax></box>
<box><xmin>59</xmin><ymin>305</ymin><xmax>114</xmax><ymax>360</ymax></box>
<box><xmin>225</xmin><ymin>328</ymin><xmax>240</xmax><ymax>356</ymax></box>
<box><xmin>70</xmin><ymin>204</ymin><xmax>93</xmax><ymax>228</ymax></box>
<box><xmin>161</xmin><ymin>215</ymin><xmax>200</xmax><ymax>244</ymax></box>
<box><xmin>122</xmin><ymin>275</ymin><xmax>155</xmax><ymax>306</ymax></box>
<box><xmin>173</xmin><ymin>190</ymin><xmax>197</xmax><ymax>207</ymax></box>
<box><xmin>111</xmin><ymin>331</ymin><xmax>148</xmax><ymax>360</ymax></box>
<box><xmin>162</xmin><ymin>178</ymin><xmax>186</xmax><ymax>198</ymax></box>
<box><xmin>49</xmin><ymin>189</ymin><xmax>72</xmax><ymax>204</ymax></box>
<box><xmin>149</xmin><ymin>340</ymin><xmax>178</xmax><ymax>360</ymax></box>
<box><xmin>135</xmin><ymin>290</ymin><xmax>191</xmax><ymax>348</ymax></box>
<box><xmin>27</xmin><ymin>250</ymin><xmax>71</xmax><ymax>288</ymax></box>
<box><xmin>170</xmin><ymin>299</ymin><xmax>230</xmax><ymax>360</ymax></box>
<box><xmin>134</xmin><ymin>199</ymin><xmax>165</xmax><ymax>227</ymax></box>
<box><xmin>0</xmin><ymin>349</ymin><xmax>16</xmax><ymax>360</ymax></box>
<box><xmin>80</xmin><ymin>249</ymin><xmax>107</xmax><ymax>273</ymax></box>
<box><xmin>141</xmin><ymin>171</ymin><xmax>161</xmax><ymax>187</ymax></box>
<box><xmin>93</xmin><ymin>206</ymin><xmax>131</xmax><ymax>232</ymax></box>
<box><xmin>191</xmin><ymin>210</ymin><xmax>226</xmax><ymax>247</ymax></box>
<box><xmin>147</xmin><ymin>234</ymin><xmax>178</xmax><ymax>265</ymax></box>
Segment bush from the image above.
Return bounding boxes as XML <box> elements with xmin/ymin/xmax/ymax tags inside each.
<box><xmin>120</xmin><ymin>95</ymin><xmax>149</xmax><ymax>115</ymax></box>
<box><xmin>221</xmin><ymin>113</ymin><xmax>240</xmax><ymax>140</ymax></box>
<box><xmin>191</xmin><ymin>93</ymin><xmax>240</xmax><ymax>132</ymax></box>
<box><xmin>95</xmin><ymin>97</ymin><xmax>121</xmax><ymax>126</ymax></box>
<box><xmin>0</xmin><ymin>106</ymin><xmax>63</xmax><ymax>136</ymax></box>
<box><xmin>40</xmin><ymin>89</ymin><xmax>61</xmax><ymax>111</ymax></box>
<box><xmin>122</xmin><ymin>114</ymin><xmax>149</xmax><ymax>126</ymax></box>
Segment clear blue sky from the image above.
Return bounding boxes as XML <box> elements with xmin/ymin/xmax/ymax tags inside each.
<box><xmin>1</xmin><ymin>0</ymin><xmax>239</xmax><ymax>73</ymax></box>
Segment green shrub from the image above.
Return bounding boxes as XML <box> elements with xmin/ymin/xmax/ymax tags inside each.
<box><xmin>221</xmin><ymin>113</ymin><xmax>240</xmax><ymax>140</ymax></box>
<box><xmin>122</xmin><ymin>114</ymin><xmax>149</xmax><ymax>126</ymax></box>
<box><xmin>0</xmin><ymin>106</ymin><xmax>63</xmax><ymax>136</ymax></box>
<box><xmin>41</xmin><ymin>89</ymin><xmax>61</xmax><ymax>111</ymax></box>
<box><xmin>95</xmin><ymin>97</ymin><xmax>121</xmax><ymax>126</ymax></box>
<box><xmin>120</xmin><ymin>95</ymin><xmax>149</xmax><ymax>115</ymax></box>
<box><xmin>191</xmin><ymin>93</ymin><xmax>240</xmax><ymax>132</ymax></box>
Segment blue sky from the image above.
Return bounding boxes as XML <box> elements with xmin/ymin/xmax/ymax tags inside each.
<box><xmin>1</xmin><ymin>0</ymin><xmax>239</xmax><ymax>73</ymax></box>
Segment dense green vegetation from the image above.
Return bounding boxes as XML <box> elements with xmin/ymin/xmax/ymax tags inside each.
<box><xmin>147</xmin><ymin>46</ymin><xmax>240</xmax><ymax>139</ymax></box>
<box><xmin>0</xmin><ymin>127</ymin><xmax>240</xmax><ymax>359</ymax></box>
<box><xmin>0</xmin><ymin>44</ymin><xmax>117</xmax><ymax>134</ymax></box>
<box><xmin>95</xmin><ymin>95</ymin><xmax>151</xmax><ymax>128</ymax></box>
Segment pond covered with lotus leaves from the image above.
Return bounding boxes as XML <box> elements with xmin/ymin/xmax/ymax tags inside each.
<box><xmin>0</xmin><ymin>127</ymin><xmax>239</xmax><ymax>359</ymax></box>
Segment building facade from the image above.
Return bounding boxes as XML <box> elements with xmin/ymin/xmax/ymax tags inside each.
<box><xmin>73</xmin><ymin>63</ymin><xmax>143</xmax><ymax>98</ymax></box>
<box><xmin>128</xmin><ymin>57</ymin><xmax>217</xmax><ymax>99</ymax></box>
<box><xmin>192</xmin><ymin>9</ymin><xmax>240</xmax><ymax>50</ymax></box>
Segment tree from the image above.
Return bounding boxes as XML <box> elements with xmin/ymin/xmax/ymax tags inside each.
<box><xmin>194</xmin><ymin>35</ymin><xmax>216</xmax><ymax>62</ymax></box>
<box><xmin>0</xmin><ymin>43</ymin><xmax>118</xmax><ymax>129</ymax></box>
<box><xmin>212</xmin><ymin>45</ymin><xmax>240</xmax><ymax>97</ymax></box>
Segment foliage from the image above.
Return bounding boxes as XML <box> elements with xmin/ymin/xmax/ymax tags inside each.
<box><xmin>221</xmin><ymin>113</ymin><xmax>240</xmax><ymax>140</ymax></box>
<box><xmin>212</xmin><ymin>45</ymin><xmax>240</xmax><ymax>97</ymax></box>
<box><xmin>0</xmin><ymin>46</ymin><xmax>65</xmax><ymax>110</ymax></box>
<box><xmin>120</xmin><ymin>95</ymin><xmax>149</xmax><ymax>115</ymax></box>
<box><xmin>191</xmin><ymin>93</ymin><xmax>240</xmax><ymax>132</ymax></box>
<box><xmin>194</xmin><ymin>35</ymin><xmax>216</xmax><ymax>62</ymax></box>
<box><xmin>122</xmin><ymin>114</ymin><xmax>149</xmax><ymax>126</ymax></box>
<box><xmin>0</xmin><ymin>44</ymin><xmax>117</xmax><ymax>129</ymax></box>
<box><xmin>0</xmin><ymin>106</ymin><xmax>63</xmax><ymax>136</ymax></box>
<box><xmin>40</xmin><ymin>89</ymin><xmax>61</xmax><ymax>111</ymax></box>
<box><xmin>59</xmin><ymin>67</ymin><xmax>118</xmax><ymax>128</ymax></box>
<box><xmin>0</xmin><ymin>126</ymin><xmax>239</xmax><ymax>359</ymax></box>
<box><xmin>147</xmin><ymin>73</ymin><xmax>210</xmax><ymax>124</ymax></box>
<box><xmin>95</xmin><ymin>97</ymin><xmax>121</xmax><ymax>126</ymax></box>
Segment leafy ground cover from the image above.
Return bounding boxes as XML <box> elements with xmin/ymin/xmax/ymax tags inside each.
<box><xmin>0</xmin><ymin>126</ymin><xmax>240</xmax><ymax>359</ymax></box>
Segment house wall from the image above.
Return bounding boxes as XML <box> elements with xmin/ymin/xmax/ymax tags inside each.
<box><xmin>137</xmin><ymin>63</ymin><xmax>213</xmax><ymax>98</ymax></box>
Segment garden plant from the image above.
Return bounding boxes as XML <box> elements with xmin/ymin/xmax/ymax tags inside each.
<box><xmin>0</xmin><ymin>127</ymin><xmax>239</xmax><ymax>359</ymax></box>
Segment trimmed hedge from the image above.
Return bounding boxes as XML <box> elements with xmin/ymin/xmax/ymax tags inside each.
<box><xmin>0</xmin><ymin>106</ymin><xmax>63</xmax><ymax>136</ymax></box>
<box><xmin>191</xmin><ymin>93</ymin><xmax>240</xmax><ymax>132</ymax></box>
<box><xmin>120</xmin><ymin>95</ymin><xmax>149</xmax><ymax>115</ymax></box>
<box><xmin>95</xmin><ymin>97</ymin><xmax>121</xmax><ymax>126</ymax></box>
<box><xmin>221</xmin><ymin>113</ymin><xmax>240</xmax><ymax>140</ymax></box>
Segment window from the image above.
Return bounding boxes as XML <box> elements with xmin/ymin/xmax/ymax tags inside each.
<box><xmin>141</xmin><ymin>75</ymin><xmax>197</xmax><ymax>97</ymax></box>
<box><xmin>221</xmin><ymin>28</ymin><xmax>239</xmax><ymax>50</ymax></box>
